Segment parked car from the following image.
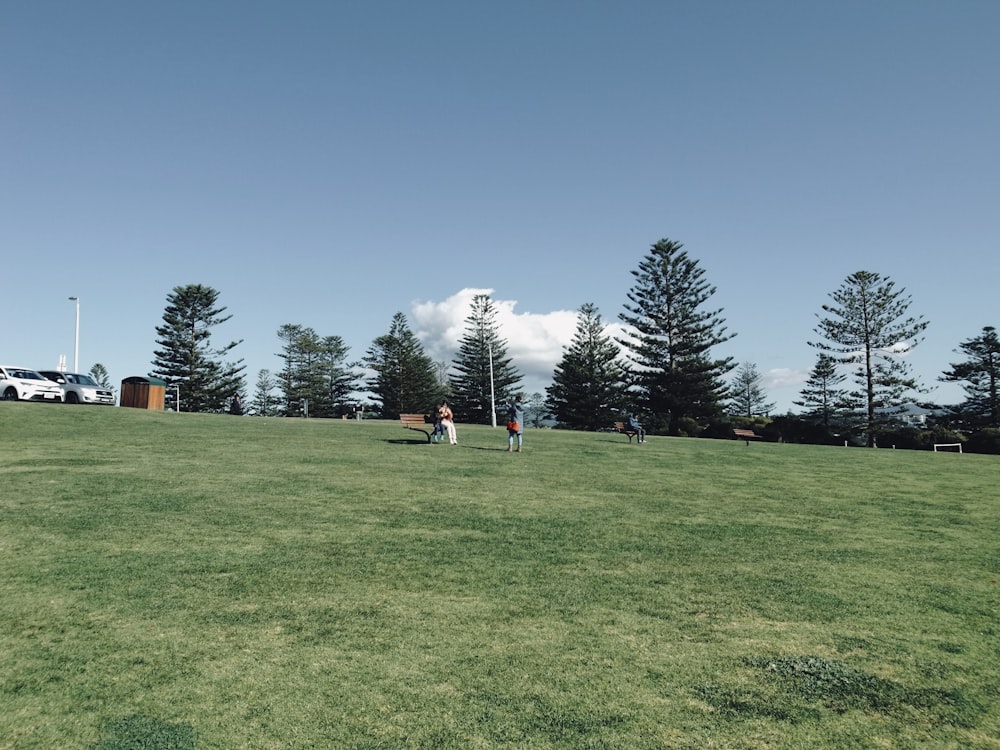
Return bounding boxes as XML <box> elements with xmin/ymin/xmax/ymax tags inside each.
<box><xmin>0</xmin><ymin>365</ymin><xmax>64</xmax><ymax>402</ymax></box>
<box><xmin>38</xmin><ymin>370</ymin><xmax>116</xmax><ymax>405</ymax></box>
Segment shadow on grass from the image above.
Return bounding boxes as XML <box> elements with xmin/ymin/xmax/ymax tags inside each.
<box><xmin>696</xmin><ymin>655</ymin><xmax>984</xmax><ymax>728</ymax></box>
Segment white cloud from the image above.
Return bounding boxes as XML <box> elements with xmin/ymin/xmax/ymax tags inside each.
<box><xmin>411</xmin><ymin>288</ymin><xmax>589</xmax><ymax>395</ymax></box>
<box><xmin>409</xmin><ymin>291</ymin><xmax>809</xmax><ymax>409</ymax></box>
<box><xmin>764</xmin><ymin>367</ymin><xmax>809</xmax><ymax>389</ymax></box>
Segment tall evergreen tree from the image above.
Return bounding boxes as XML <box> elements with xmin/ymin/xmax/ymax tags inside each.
<box><xmin>251</xmin><ymin>368</ymin><xmax>277</xmax><ymax>417</ymax></box>
<box><xmin>150</xmin><ymin>284</ymin><xmax>245</xmax><ymax>413</ymax></box>
<box><xmin>794</xmin><ymin>353</ymin><xmax>849</xmax><ymax>428</ymax></box>
<box><xmin>364</xmin><ymin>312</ymin><xmax>440</xmax><ymax>419</ymax></box>
<box><xmin>317</xmin><ymin>335</ymin><xmax>357</xmax><ymax>417</ymax></box>
<box><xmin>727</xmin><ymin>362</ymin><xmax>775</xmax><ymax>418</ymax></box>
<box><xmin>450</xmin><ymin>294</ymin><xmax>522</xmax><ymax>425</ymax></box>
<box><xmin>810</xmin><ymin>270</ymin><xmax>929</xmax><ymax>446</ymax></box>
<box><xmin>940</xmin><ymin>325</ymin><xmax>1000</xmax><ymax>429</ymax></box>
<box><xmin>276</xmin><ymin>324</ymin><xmax>358</xmax><ymax>417</ymax></box>
<box><xmin>546</xmin><ymin>303</ymin><xmax>627</xmax><ymax>430</ymax></box>
<box><xmin>276</xmin><ymin>324</ymin><xmax>310</xmax><ymax>416</ymax></box>
<box><xmin>618</xmin><ymin>239</ymin><xmax>735</xmax><ymax>436</ymax></box>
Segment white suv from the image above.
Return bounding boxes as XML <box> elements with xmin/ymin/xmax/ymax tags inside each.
<box><xmin>38</xmin><ymin>370</ymin><xmax>116</xmax><ymax>405</ymax></box>
<box><xmin>0</xmin><ymin>365</ymin><xmax>65</xmax><ymax>402</ymax></box>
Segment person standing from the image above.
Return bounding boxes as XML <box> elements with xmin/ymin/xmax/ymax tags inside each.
<box><xmin>439</xmin><ymin>400</ymin><xmax>457</xmax><ymax>445</ymax></box>
<box><xmin>506</xmin><ymin>395</ymin><xmax>524</xmax><ymax>452</ymax></box>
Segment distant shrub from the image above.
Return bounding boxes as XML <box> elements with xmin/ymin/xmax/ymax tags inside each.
<box><xmin>966</xmin><ymin>428</ymin><xmax>1000</xmax><ymax>454</ymax></box>
<box><xmin>875</xmin><ymin>425</ymin><xmax>966</xmax><ymax>451</ymax></box>
<box><xmin>702</xmin><ymin>421</ymin><xmax>734</xmax><ymax>440</ymax></box>
<box><xmin>676</xmin><ymin>416</ymin><xmax>704</xmax><ymax>437</ymax></box>
<box><xmin>765</xmin><ymin>415</ymin><xmax>842</xmax><ymax>445</ymax></box>
<box><xmin>876</xmin><ymin>427</ymin><xmax>925</xmax><ymax>450</ymax></box>
<box><xmin>928</xmin><ymin>425</ymin><xmax>966</xmax><ymax>447</ymax></box>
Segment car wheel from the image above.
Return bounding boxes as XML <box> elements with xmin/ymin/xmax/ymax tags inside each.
<box><xmin>2</xmin><ymin>388</ymin><xmax>19</xmax><ymax>401</ymax></box>
<box><xmin>66</xmin><ymin>392</ymin><xmax>80</xmax><ymax>404</ymax></box>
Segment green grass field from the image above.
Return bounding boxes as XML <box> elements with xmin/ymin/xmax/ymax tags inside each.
<box><xmin>2</xmin><ymin>403</ymin><xmax>998</xmax><ymax>749</ymax></box>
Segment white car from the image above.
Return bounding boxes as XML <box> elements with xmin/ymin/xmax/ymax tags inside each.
<box><xmin>0</xmin><ymin>365</ymin><xmax>64</xmax><ymax>402</ymax></box>
<box><xmin>38</xmin><ymin>370</ymin><xmax>116</xmax><ymax>405</ymax></box>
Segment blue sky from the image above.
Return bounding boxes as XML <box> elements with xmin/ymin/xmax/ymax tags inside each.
<box><xmin>3</xmin><ymin>1</ymin><xmax>997</xmax><ymax>413</ymax></box>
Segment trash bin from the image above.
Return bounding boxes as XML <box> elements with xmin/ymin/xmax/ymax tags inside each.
<box><xmin>120</xmin><ymin>376</ymin><xmax>166</xmax><ymax>410</ymax></box>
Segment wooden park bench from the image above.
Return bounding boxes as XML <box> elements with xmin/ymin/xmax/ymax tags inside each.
<box><xmin>614</xmin><ymin>421</ymin><xmax>641</xmax><ymax>444</ymax></box>
<box><xmin>400</xmin><ymin>413</ymin><xmax>433</xmax><ymax>443</ymax></box>
<box><xmin>733</xmin><ymin>428</ymin><xmax>761</xmax><ymax>445</ymax></box>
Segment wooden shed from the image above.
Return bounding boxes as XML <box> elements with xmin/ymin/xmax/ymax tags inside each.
<box><xmin>120</xmin><ymin>376</ymin><xmax>166</xmax><ymax>410</ymax></box>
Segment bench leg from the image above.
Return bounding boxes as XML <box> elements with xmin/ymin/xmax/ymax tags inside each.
<box><xmin>403</xmin><ymin>426</ymin><xmax>433</xmax><ymax>443</ymax></box>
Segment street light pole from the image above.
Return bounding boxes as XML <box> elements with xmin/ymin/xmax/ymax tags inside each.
<box><xmin>489</xmin><ymin>342</ymin><xmax>497</xmax><ymax>428</ymax></box>
<box><xmin>68</xmin><ymin>296</ymin><xmax>80</xmax><ymax>373</ymax></box>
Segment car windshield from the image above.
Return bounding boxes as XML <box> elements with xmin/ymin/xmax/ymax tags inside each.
<box><xmin>71</xmin><ymin>374</ymin><xmax>99</xmax><ymax>386</ymax></box>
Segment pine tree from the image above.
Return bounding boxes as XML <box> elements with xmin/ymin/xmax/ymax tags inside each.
<box><xmin>150</xmin><ymin>284</ymin><xmax>245</xmax><ymax>413</ymax></box>
<box><xmin>794</xmin><ymin>353</ymin><xmax>849</xmax><ymax>428</ymax></box>
<box><xmin>940</xmin><ymin>325</ymin><xmax>1000</xmax><ymax>429</ymax></box>
<box><xmin>618</xmin><ymin>239</ymin><xmax>735</xmax><ymax>436</ymax></box>
<box><xmin>276</xmin><ymin>324</ymin><xmax>358</xmax><ymax>418</ymax></box>
<box><xmin>365</xmin><ymin>312</ymin><xmax>441</xmax><ymax>419</ymax></box>
<box><xmin>546</xmin><ymin>303</ymin><xmax>627</xmax><ymax>430</ymax></box>
<box><xmin>317</xmin><ymin>335</ymin><xmax>357</xmax><ymax>418</ymax></box>
<box><xmin>727</xmin><ymin>362</ymin><xmax>775</xmax><ymax>418</ymax></box>
<box><xmin>276</xmin><ymin>324</ymin><xmax>310</xmax><ymax>416</ymax></box>
<box><xmin>251</xmin><ymin>369</ymin><xmax>277</xmax><ymax>417</ymax></box>
<box><xmin>525</xmin><ymin>392</ymin><xmax>548</xmax><ymax>428</ymax></box>
<box><xmin>810</xmin><ymin>270</ymin><xmax>929</xmax><ymax>446</ymax></box>
<box><xmin>450</xmin><ymin>294</ymin><xmax>522</xmax><ymax>425</ymax></box>
<box><xmin>88</xmin><ymin>363</ymin><xmax>112</xmax><ymax>390</ymax></box>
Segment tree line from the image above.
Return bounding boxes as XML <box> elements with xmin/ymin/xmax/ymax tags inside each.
<box><xmin>146</xmin><ymin>240</ymin><xmax>999</xmax><ymax>451</ymax></box>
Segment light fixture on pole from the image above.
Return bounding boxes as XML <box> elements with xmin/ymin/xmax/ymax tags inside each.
<box><xmin>68</xmin><ymin>296</ymin><xmax>80</xmax><ymax>373</ymax></box>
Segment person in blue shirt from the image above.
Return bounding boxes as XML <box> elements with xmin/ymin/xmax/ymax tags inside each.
<box><xmin>626</xmin><ymin>413</ymin><xmax>646</xmax><ymax>443</ymax></box>
<box><xmin>506</xmin><ymin>395</ymin><xmax>524</xmax><ymax>452</ymax></box>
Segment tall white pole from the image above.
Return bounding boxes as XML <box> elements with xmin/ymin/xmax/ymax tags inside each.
<box><xmin>489</xmin><ymin>342</ymin><xmax>497</xmax><ymax>428</ymax></box>
<box><xmin>68</xmin><ymin>296</ymin><xmax>80</xmax><ymax>372</ymax></box>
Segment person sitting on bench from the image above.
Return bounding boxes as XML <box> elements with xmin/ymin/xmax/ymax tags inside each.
<box><xmin>626</xmin><ymin>413</ymin><xmax>646</xmax><ymax>444</ymax></box>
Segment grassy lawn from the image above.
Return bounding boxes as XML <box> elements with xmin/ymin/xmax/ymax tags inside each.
<box><xmin>2</xmin><ymin>403</ymin><xmax>998</xmax><ymax>749</ymax></box>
